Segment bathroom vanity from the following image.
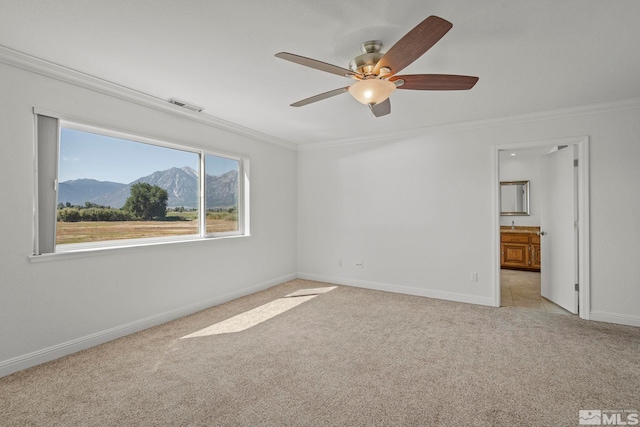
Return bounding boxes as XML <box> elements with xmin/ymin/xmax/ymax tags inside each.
<box><xmin>500</xmin><ymin>226</ymin><xmax>541</xmax><ymax>271</ymax></box>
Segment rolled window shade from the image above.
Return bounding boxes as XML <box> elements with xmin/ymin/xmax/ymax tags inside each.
<box><xmin>35</xmin><ymin>114</ymin><xmax>59</xmax><ymax>255</ymax></box>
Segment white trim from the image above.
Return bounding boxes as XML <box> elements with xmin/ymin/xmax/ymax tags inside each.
<box><xmin>297</xmin><ymin>272</ymin><xmax>495</xmax><ymax>307</ymax></box>
<box><xmin>0</xmin><ymin>272</ymin><xmax>297</xmax><ymax>378</ymax></box>
<box><xmin>589</xmin><ymin>311</ymin><xmax>640</xmax><ymax>328</ymax></box>
<box><xmin>32</xmin><ymin>113</ymin><xmax>41</xmax><ymax>256</ymax></box>
<box><xmin>235</xmin><ymin>157</ymin><xmax>246</xmax><ymax>236</ymax></box>
<box><xmin>576</xmin><ymin>139</ymin><xmax>590</xmax><ymax>320</ymax></box>
<box><xmin>492</xmin><ymin>144</ymin><xmax>502</xmax><ymax>307</ymax></box>
<box><xmin>493</xmin><ymin>136</ymin><xmax>591</xmax><ymax>320</ymax></box>
<box><xmin>0</xmin><ymin>45</ymin><xmax>297</xmax><ymax>151</ymax></box>
<box><xmin>241</xmin><ymin>159</ymin><xmax>251</xmax><ymax>237</ymax></box>
<box><xmin>29</xmin><ymin>234</ymin><xmax>250</xmax><ymax>263</ymax></box>
<box><xmin>299</xmin><ymin>97</ymin><xmax>640</xmax><ymax>151</ymax></box>
<box><xmin>6</xmin><ymin>45</ymin><xmax>639</xmax><ymax>153</ymax></box>
<box><xmin>199</xmin><ymin>153</ymin><xmax>207</xmax><ymax>234</ymax></box>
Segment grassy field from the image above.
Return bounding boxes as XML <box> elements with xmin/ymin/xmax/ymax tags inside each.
<box><xmin>56</xmin><ymin>216</ymin><xmax>238</xmax><ymax>245</ymax></box>
<box><xmin>166</xmin><ymin>211</ymin><xmax>198</xmax><ymax>220</ymax></box>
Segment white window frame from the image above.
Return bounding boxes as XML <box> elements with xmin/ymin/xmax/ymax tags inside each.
<box><xmin>201</xmin><ymin>150</ymin><xmax>246</xmax><ymax>239</ymax></box>
<box><xmin>34</xmin><ymin>111</ymin><xmax>249</xmax><ymax>256</ymax></box>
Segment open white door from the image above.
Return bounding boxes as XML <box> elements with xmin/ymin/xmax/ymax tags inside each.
<box><xmin>540</xmin><ymin>147</ymin><xmax>577</xmax><ymax>313</ymax></box>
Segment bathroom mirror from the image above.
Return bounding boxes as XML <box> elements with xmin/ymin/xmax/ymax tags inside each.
<box><xmin>500</xmin><ymin>181</ymin><xmax>530</xmax><ymax>216</ymax></box>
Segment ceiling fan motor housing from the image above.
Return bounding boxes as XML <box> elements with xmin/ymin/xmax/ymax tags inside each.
<box><xmin>349</xmin><ymin>40</ymin><xmax>385</xmax><ymax>76</ymax></box>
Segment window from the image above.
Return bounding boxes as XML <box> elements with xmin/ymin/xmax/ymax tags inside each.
<box><xmin>205</xmin><ymin>154</ymin><xmax>240</xmax><ymax>235</ymax></box>
<box><xmin>35</xmin><ymin>114</ymin><xmax>247</xmax><ymax>254</ymax></box>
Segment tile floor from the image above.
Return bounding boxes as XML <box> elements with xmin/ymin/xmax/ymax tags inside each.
<box><xmin>500</xmin><ymin>269</ymin><xmax>571</xmax><ymax>315</ymax></box>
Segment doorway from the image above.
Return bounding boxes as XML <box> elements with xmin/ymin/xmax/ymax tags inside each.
<box><xmin>501</xmin><ymin>269</ymin><xmax>570</xmax><ymax>313</ymax></box>
<box><xmin>493</xmin><ymin>137</ymin><xmax>590</xmax><ymax>319</ymax></box>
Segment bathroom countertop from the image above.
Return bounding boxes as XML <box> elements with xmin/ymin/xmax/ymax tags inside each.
<box><xmin>500</xmin><ymin>226</ymin><xmax>540</xmax><ymax>234</ymax></box>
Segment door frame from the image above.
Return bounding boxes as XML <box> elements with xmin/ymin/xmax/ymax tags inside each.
<box><xmin>492</xmin><ymin>136</ymin><xmax>590</xmax><ymax>319</ymax></box>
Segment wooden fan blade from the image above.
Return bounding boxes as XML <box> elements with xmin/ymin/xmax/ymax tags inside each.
<box><xmin>290</xmin><ymin>87</ymin><xmax>350</xmax><ymax>107</ymax></box>
<box><xmin>276</xmin><ymin>52</ymin><xmax>360</xmax><ymax>78</ymax></box>
<box><xmin>369</xmin><ymin>98</ymin><xmax>391</xmax><ymax>117</ymax></box>
<box><xmin>373</xmin><ymin>16</ymin><xmax>453</xmax><ymax>76</ymax></box>
<box><xmin>391</xmin><ymin>74</ymin><xmax>478</xmax><ymax>90</ymax></box>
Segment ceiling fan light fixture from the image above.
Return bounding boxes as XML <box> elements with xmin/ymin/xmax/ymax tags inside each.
<box><xmin>275</xmin><ymin>15</ymin><xmax>476</xmax><ymax>118</ymax></box>
<box><xmin>348</xmin><ymin>79</ymin><xmax>396</xmax><ymax>105</ymax></box>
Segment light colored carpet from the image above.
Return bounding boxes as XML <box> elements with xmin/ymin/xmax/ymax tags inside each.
<box><xmin>1</xmin><ymin>279</ymin><xmax>638</xmax><ymax>426</ymax></box>
<box><xmin>182</xmin><ymin>294</ymin><xmax>318</xmax><ymax>337</ymax></box>
<box><xmin>286</xmin><ymin>286</ymin><xmax>337</xmax><ymax>297</ymax></box>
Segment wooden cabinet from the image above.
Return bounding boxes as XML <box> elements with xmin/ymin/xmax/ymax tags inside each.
<box><xmin>530</xmin><ymin>234</ymin><xmax>541</xmax><ymax>270</ymax></box>
<box><xmin>500</xmin><ymin>231</ymin><xmax>540</xmax><ymax>271</ymax></box>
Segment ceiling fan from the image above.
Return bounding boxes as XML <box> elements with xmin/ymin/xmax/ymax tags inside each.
<box><xmin>275</xmin><ymin>15</ymin><xmax>478</xmax><ymax>117</ymax></box>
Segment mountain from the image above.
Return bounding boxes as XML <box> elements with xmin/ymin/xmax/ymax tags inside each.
<box><xmin>91</xmin><ymin>166</ymin><xmax>200</xmax><ymax>208</ymax></box>
<box><xmin>58</xmin><ymin>179</ymin><xmax>126</xmax><ymax>206</ymax></box>
<box><xmin>206</xmin><ymin>170</ymin><xmax>238</xmax><ymax>209</ymax></box>
<box><xmin>58</xmin><ymin>166</ymin><xmax>237</xmax><ymax>209</ymax></box>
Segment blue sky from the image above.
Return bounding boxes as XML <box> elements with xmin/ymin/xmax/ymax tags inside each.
<box><xmin>59</xmin><ymin>128</ymin><xmax>238</xmax><ymax>183</ymax></box>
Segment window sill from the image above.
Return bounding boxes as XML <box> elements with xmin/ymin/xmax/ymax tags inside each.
<box><xmin>29</xmin><ymin>234</ymin><xmax>250</xmax><ymax>263</ymax></box>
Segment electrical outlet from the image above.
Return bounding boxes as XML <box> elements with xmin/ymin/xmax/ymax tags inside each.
<box><xmin>355</xmin><ymin>261</ymin><xmax>364</xmax><ymax>269</ymax></box>
<box><xmin>470</xmin><ymin>272</ymin><xmax>478</xmax><ymax>282</ymax></box>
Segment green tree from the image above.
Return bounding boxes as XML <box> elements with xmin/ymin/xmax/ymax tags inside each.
<box><xmin>123</xmin><ymin>183</ymin><xmax>168</xmax><ymax>220</ymax></box>
<box><xmin>57</xmin><ymin>207</ymin><xmax>81</xmax><ymax>222</ymax></box>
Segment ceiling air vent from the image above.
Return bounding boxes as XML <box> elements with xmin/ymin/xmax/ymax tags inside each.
<box><xmin>168</xmin><ymin>98</ymin><xmax>204</xmax><ymax>113</ymax></box>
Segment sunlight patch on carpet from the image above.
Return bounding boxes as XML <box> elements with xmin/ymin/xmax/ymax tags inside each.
<box><xmin>285</xmin><ymin>286</ymin><xmax>337</xmax><ymax>297</ymax></box>
<box><xmin>181</xmin><ymin>295</ymin><xmax>317</xmax><ymax>338</ymax></box>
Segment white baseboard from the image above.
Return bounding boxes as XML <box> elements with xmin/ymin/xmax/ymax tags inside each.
<box><xmin>589</xmin><ymin>311</ymin><xmax>640</xmax><ymax>328</ymax></box>
<box><xmin>0</xmin><ymin>272</ymin><xmax>297</xmax><ymax>378</ymax></box>
<box><xmin>297</xmin><ymin>272</ymin><xmax>495</xmax><ymax>307</ymax></box>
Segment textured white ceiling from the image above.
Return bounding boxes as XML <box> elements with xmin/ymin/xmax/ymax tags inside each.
<box><xmin>2</xmin><ymin>0</ymin><xmax>639</xmax><ymax>145</ymax></box>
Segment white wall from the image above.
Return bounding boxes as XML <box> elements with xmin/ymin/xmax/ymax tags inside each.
<box><xmin>0</xmin><ymin>62</ymin><xmax>298</xmax><ymax>376</ymax></box>
<box><xmin>297</xmin><ymin>100</ymin><xmax>640</xmax><ymax>326</ymax></box>
<box><xmin>1</xmin><ymin>55</ymin><xmax>638</xmax><ymax>378</ymax></box>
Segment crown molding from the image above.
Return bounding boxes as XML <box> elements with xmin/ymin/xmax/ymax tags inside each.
<box><xmin>0</xmin><ymin>45</ymin><xmax>298</xmax><ymax>151</ymax></box>
<box><xmin>4</xmin><ymin>44</ymin><xmax>638</xmax><ymax>153</ymax></box>
<box><xmin>298</xmin><ymin>96</ymin><xmax>640</xmax><ymax>151</ymax></box>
